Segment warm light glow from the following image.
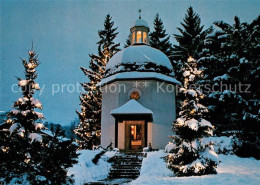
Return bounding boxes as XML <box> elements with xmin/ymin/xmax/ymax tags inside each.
<box><xmin>188</xmin><ymin>56</ymin><xmax>194</xmax><ymax>62</ymax></box>
<box><xmin>131</xmin><ymin>125</ymin><xmax>135</xmax><ymax>135</ymax></box>
<box><xmin>143</xmin><ymin>32</ymin><xmax>147</xmax><ymax>43</ymax></box>
<box><xmin>137</xmin><ymin>31</ymin><xmax>142</xmax><ymax>43</ymax></box>
<box><xmin>132</xmin><ymin>33</ymin><xmax>135</xmax><ymax>44</ymax></box>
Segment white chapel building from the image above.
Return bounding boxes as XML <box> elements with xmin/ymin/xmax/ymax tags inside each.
<box><xmin>99</xmin><ymin>17</ymin><xmax>180</xmax><ymax>151</ymax></box>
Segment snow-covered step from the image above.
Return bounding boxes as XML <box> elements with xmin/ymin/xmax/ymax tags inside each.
<box><xmin>108</xmin><ymin>152</ymin><xmax>144</xmax><ymax>179</ymax></box>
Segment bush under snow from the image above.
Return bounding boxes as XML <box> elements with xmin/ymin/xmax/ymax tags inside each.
<box><xmin>68</xmin><ymin>150</ymin><xmax>117</xmax><ymax>184</ymax></box>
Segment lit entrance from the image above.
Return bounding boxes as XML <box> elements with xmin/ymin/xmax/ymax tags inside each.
<box><xmin>110</xmin><ymin>99</ymin><xmax>153</xmax><ymax>151</ymax></box>
<box><xmin>125</xmin><ymin>121</ymin><xmax>145</xmax><ymax>151</ymax></box>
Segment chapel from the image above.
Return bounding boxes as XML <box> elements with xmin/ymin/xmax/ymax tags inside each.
<box><xmin>99</xmin><ymin>16</ymin><xmax>180</xmax><ymax>151</ymax></box>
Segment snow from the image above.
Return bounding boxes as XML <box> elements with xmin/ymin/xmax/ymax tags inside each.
<box><xmin>28</xmin><ymin>133</ymin><xmax>42</xmax><ymax>143</ymax></box>
<box><xmin>189</xmin><ymin>74</ymin><xmax>195</xmax><ymax>81</ymax></box>
<box><xmin>201</xmin><ymin>136</ymin><xmax>234</xmax><ymax>154</ymax></box>
<box><xmin>105</xmin><ymin>45</ymin><xmax>173</xmax><ymax>74</ymax></box>
<box><xmin>187</xmin><ymin>89</ymin><xmax>197</xmax><ymax>97</ymax></box>
<box><xmin>21</xmin><ymin>110</ymin><xmax>30</xmax><ymax>116</ymax></box>
<box><xmin>11</xmin><ymin>109</ymin><xmax>19</xmax><ymax>115</ymax></box>
<box><xmin>143</xmin><ymin>147</ymin><xmax>150</xmax><ymax>152</ymax></box>
<box><xmin>41</xmin><ymin>129</ymin><xmax>54</xmax><ymax>137</ymax></box>
<box><xmin>33</xmin><ymin>122</ymin><xmax>44</xmax><ymax>130</ymax></box>
<box><xmin>18</xmin><ymin>80</ymin><xmax>29</xmax><ymax>87</ymax></box>
<box><xmin>132</xmin><ymin>18</ymin><xmax>149</xmax><ymax>28</ymax></box>
<box><xmin>34</xmin><ymin>111</ymin><xmax>44</xmax><ymax>119</ymax></box>
<box><xmin>176</xmin><ymin>117</ymin><xmax>185</xmax><ymax>126</ymax></box>
<box><xmin>17</xmin><ymin>127</ymin><xmax>25</xmax><ymax>137</ymax></box>
<box><xmin>186</xmin><ymin>118</ymin><xmax>199</xmax><ymax>131</ymax></box>
<box><xmin>218</xmin><ymin>34</ymin><xmax>229</xmax><ymax>39</ymax></box>
<box><xmin>165</xmin><ymin>142</ymin><xmax>176</xmax><ymax>153</ymax></box>
<box><xmin>110</xmin><ymin>99</ymin><xmax>153</xmax><ymax>115</ymax></box>
<box><xmin>191</xmin><ymin>159</ymin><xmax>206</xmax><ymax>173</ymax></box>
<box><xmin>239</xmin><ymin>57</ymin><xmax>248</xmax><ymax>64</ymax></box>
<box><xmin>68</xmin><ymin>150</ymin><xmax>117</xmax><ymax>184</ymax></box>
<box><xmin>200</xmin><ymin>148</ymin><xmax>219</xmax><ymax>161</ymax></box>
<box><xmin>18</xmin><ymin>97</ymin><xmax>29</xmax><ymax>104</ymax></box>
<box><xmin>27</xmin><ymin>63</ymin><xmax>35</xmax><ymax>69</ymax></box>
<box><xmin>32</xmin><ymin>83</ymin><xmax>40</xmax><ymax>90</ymax></box>
<box><xmin>130</xmin><ymin>150</ymin><xmax>172</xmax><ymax>185</ymax></box>
<box><xmin>9</xmin><ymin>123</ymin><xmax>20</xmax><ymax>134</ymax></box>
<box><xmin>31</xmin><ymin>98</ymin><xmax>42</xmax><ymax>109</ymax></box>
<box><xmin>99</xmin><ymin>71</ymin><xmax>181</xmax><ymax>86</ymax></box>
<box><xmin>131</xmin><ymin>151</ymin><xmax>260</xmax><ymax>185</ymax></box>
<box><xmin>213</xmin><ymin>74</ymin><xmax>229</xmax><ymax>81</ymax></box>
<box><xmin>183</xmin><ymin>70</ymin><xmax>190</xmax><ymax>77</ymax></box>
<box><xmin>199</xmin><ymin>119</ymin><xmax>212</xmax><ymax>128</ymax></box>
<box><xmin>191</xmin><ymin>140</ymin><xmax>199</xmax><ymax>150</ymax></box>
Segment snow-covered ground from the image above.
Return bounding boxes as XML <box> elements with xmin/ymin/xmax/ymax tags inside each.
<box><xmin>68</xmin><ymin>137</ymin><xmax>259</xmax><ymax>185</ymax></box>
<box><xmin>68</xmin><ymin>150</ymin><xmax>117</xmax><ymax>184</ymax></box>
<box><xmin>130</xmin><ymin>150</ymin><xmax>260</xmax><ymax>185</ymax></box>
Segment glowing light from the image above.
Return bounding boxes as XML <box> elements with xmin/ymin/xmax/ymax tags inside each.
<box><xmin>188</xmin><ymin>56</ymin><xmax>194</xmax><ymax>62</ymax></box>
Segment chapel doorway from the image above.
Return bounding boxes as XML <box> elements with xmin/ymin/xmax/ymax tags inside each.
<box><xmin>125</xmin><ymin>120</ymin><xmax>145</xmax><ymax>151</ymax></box>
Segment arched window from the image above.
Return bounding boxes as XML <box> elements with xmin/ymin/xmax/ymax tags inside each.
<box><xmin>132</xmin><ymin>32</ymin><xmax>135</xmax><ymax>44</ymax></box>
<box><xmin>137</xmin><ymin>31</ymin><xmax>142</xmax><ymax>43</ymax></box>
<box><xmin>143</xmin><ymin>32</ymin><xmax>147</xmax><ymax>43</ymax></box>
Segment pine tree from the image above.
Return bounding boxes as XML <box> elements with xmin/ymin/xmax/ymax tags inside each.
<box><xmin>0</xmin><ymin>48</ymin><xmax>78</xmax><ymax>184</ymax></box>
<box><xmin>150</xmin><ymin>13</ymin><xmax>173</xmax><ymax>62</ymax></box>
<box><xmin>198</xmin><ymin>16</ymin><xmax>260</xmax><ymax>158</ymax></box>
<box><xmin>173</xmin><ymin>6</ymin><xmax>212</xmax><ymax>81</ymax></box>
<box><xmin>36</xmin><ymin>125</ymin><xmax>78</xmax><ymax>184</ymax></box>
<box><xmin>0</xmin><ymin>48</ymin><xmax>44</xmax><ymax>182</ymax></box>
<box><xmin>74</xmin><ymin>14</ymin><xmax>120</xmax><ymax>149</ymax></box>
<box><xmin>165</xmin><ymin>57</ymin><xmax>218</xmax><ymax>176</ymax></box>
<box><xmin>124</xmin><ymin>34</ymin><xmax>131</xmax><ymax>48</ymax></box>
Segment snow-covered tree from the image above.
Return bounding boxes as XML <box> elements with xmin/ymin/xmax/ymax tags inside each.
<box><xmin>0</xmin><ymin>48</ymin><xmax>78</xmax><ymax>184</ymax></box>
<box><xmin>74</xmin><ymin>14</ymin><xmax>120</xmax><ymax>149</ymax></box>
<box><xmin>150</xmin><ymin>13</ymin><xmax>173</xmax><ymax>62</ymax></box>
<box><xmin>0</xmin><ymin>49</ymin><xmax>45</xmax><ymax>182</ymax></box>
<box><xmin>198</xmin><ymin>16</ymin><xmax>260</xmax><ymax>158</ymax></box>
<box><xmin>173</xmin><ymin>6</ymin><xmax>212</xmax><ymax>81</ymax></box>
<box><xmin>165</xmin><ymin>57</ymin><xmax>218</xmax><ymax>176</ymax></box>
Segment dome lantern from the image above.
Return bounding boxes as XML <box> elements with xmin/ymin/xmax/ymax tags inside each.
<box><xmin>130</xmin><ymin>9</ymin><xmax>150</xmax><ymax>45</ymax></box>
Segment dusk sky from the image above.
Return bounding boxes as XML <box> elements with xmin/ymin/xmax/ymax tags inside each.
<box><xmin>1</xmin><ymin>0</ymin><xmax>259</xmax><ymax>125</ymax></box>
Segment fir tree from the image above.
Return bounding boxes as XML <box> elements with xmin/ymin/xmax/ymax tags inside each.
<box><xmin>124</xmin><ymin>34</ymin><xmax>131</xmax><ymax>48</ymax></box>
<box><xmin>150</xmin><ymin>13</ymin><xmax>173</xmax><ymax>62</ymax></box>
<box><xmin>198</xmin><ymin>16</ymin><xmax>260</xmax><ymax>158</ymax></box>
<box><xmin>36</xmin><ymin>126</ymin><xmax>78</xmax><ymax>184</ymax></box>
<box><xmin>173</xmin><ymin>6</ymin><xmax>212</xmax><ymax>81</ymax></box>
<box><xmin>0</xmin><ymin>48</ymin><xmax>44</xmax><ymax>182</ymax></box>
<box><xmin>74</xmin><ymin>14</ymin><xmax>120</xmax><ymax>149</ymax></box>
<box><xmin>0</xmin><ymin>48</ymin><xmax>78</xmax><ymax>184</ymax></box>
<box><xmin>165</xmin><ymin>57</ymin><xmax>218</xmax><ymax>176</ymax></box>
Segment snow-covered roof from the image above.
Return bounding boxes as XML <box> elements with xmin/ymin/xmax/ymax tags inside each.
<box><xmin>110</xmin><ymin>99</ymin><xmax>153</xmax><ymax>115</ymax></box>
<box><xmin>105</xmin><ymin>45</ymin><xmax>174</xmax><ymax>77</ymax></box>
<box><xmin>131</xmin><ymin>19</ymin><xmax>149</xmax><ymax>28</ymax></box>
<box><xmin>99</xmin><ymin>71</ymin><xmax>181</xmax><ymax>86</ymax></box>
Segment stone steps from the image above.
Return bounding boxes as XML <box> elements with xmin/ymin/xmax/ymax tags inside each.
<box><xmin>108</xmin><ymin>152</ymin><xmax>143</xmax><ymax>179</ymax></box>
